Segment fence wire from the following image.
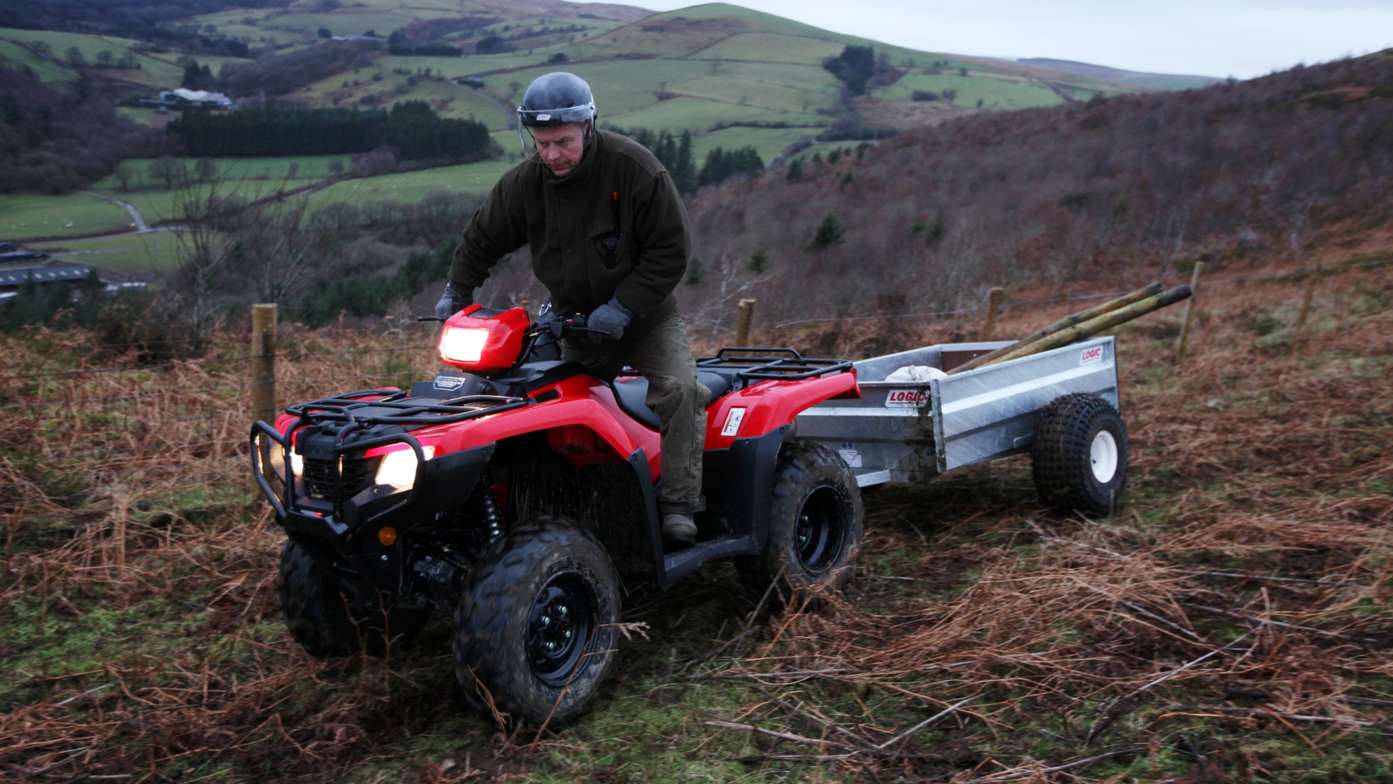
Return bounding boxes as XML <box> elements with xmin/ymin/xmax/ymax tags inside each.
<box><xmin>0</xmin><ymin>262</ymin><xmax>1343</xmax><ymax>385</ymax></box>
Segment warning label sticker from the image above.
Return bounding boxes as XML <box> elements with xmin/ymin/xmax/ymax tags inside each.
<box><xmin>721</xmin><ymin>407</ymin><xmax>746</xmax><ymax>436</ymax></box>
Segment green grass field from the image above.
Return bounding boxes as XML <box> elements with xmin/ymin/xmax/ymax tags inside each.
<box><xmin>0</xmin><ymin>193</ymin><xmax>132</xmax><ymax>240</ymax></box>
<box><xmin>305</xmin><ymin>159</ymin><xmax>515</xmax><ymax>210</ymax></box>
<box><xmin>0</xmin><ymin>27</ymin><xmax>184</xmax><ymax>90</ymax></box>
<box><xmin>0</xmin><ymin>40</ymin><xmax>75</xmax><ymax>83</ymax></box>
<box><xmin>296</xmin><ymin>66</ymin><xmax>509</xmax><ymax>128</ymax></box>
<box><xmin>31</xmin><ymin>230</ymin><xmax>186</xmax><ymax>275</ymax></box>
<box><xmin>874</xmin><ymin>70</ymin><xmax>1064</xmax><ymax>109</ymax></box>
<box><xmin>692</xmin><ymin>32</ymin><xmax>844</xmax><ymax>64</ymax></box>
<box><xmin>607</xmin><ymin>96</ymin><xmax>820</xmax><ymax>134</ymax></box>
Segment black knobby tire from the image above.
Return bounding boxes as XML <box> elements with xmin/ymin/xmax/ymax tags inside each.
<box><xmin>278</xmin><ymin>540</ymin><xmax>427</xmax><ymax>659</ymax></box>
<box><xmin>737</xmin><ymin>440</ymin><xmax>865</xmax><ymax>598</ymax></box>
<box><xmin>1031</xmin><ymin>393</ymin><xmax>1130</xmax><ymax>516</ymax></box>
<box><xmin>453</xmin><ymin>519</ymin><xmax>620</xmax><ymax>727</ymax></box>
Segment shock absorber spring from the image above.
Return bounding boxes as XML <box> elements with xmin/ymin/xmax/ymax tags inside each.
<box><xmin>474</xmin><ymin>472</ymin><xmax>504</xmax><ymax>544</ymax></box>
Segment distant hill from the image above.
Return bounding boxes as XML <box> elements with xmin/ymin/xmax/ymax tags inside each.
<box><xmin>664</xmin><ymin>50</ymin><xmax>1393</xmax><ymax>337</ymax></box>
<box><xmin>1017</xmin><ymin>57</ymin><xmax>1220</xmax><ymax>91</ymax></box>
<box><xmin>2</xmin><ymin>0</ymin><xmax>1220</xmax><ymax>169</ymax></box>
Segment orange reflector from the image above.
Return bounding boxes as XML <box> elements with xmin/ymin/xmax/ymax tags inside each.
<box><xmin>377</xmin><ymin>527</ymin><xmax>398</xmax><ymax>546</ymax></box>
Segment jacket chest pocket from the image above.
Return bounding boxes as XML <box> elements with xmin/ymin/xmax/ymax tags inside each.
<box><xmin>589</xmin><ymin>223</ymin><xmax>628</xmax><ymax>272</ymax></box>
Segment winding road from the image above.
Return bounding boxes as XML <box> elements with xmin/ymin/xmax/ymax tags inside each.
<box><xmin>87</xmin><ymin>190</ymin><xmax>150</xmax><ymax>232</ymax></box>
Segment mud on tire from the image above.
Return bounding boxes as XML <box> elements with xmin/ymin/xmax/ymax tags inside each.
<box><xmin>453</xmin><ymin>519</ymin><xmax>620</xmax><ymax>727</ymax></box>
<box><xmin>737</xmin><ymin>440</ymin><xmax>865</xmax><ymax>599</ymax></box>
<box><xmin>278</xmin><ymin>540</ymin><xmax>427</xmax><ymax>659</ymax></box>
<box><xmin>1031</xmin><ymin>393</ymin><xmax>1130</xmax><ymax>516</ymax></box>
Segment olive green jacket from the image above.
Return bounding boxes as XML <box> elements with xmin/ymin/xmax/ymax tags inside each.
<box><xmin>449</xmin><ymin>129</ymin><xmax>690</xmax><ymax>330</ymax></box>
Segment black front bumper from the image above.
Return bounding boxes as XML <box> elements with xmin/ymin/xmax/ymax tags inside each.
<box><xmin>251</xmin><ymin>421</ymin><xmax>494</xmax><ymax>554</ymax></box>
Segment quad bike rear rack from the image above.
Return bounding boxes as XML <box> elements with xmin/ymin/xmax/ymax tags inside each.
<box><xmin>696</xmin><ymin>347</ymin><xmax>853</xmax><ymax>382</ymax></box>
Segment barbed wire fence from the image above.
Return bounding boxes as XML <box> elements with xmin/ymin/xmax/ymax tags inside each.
<box><xmin>4</xmin><ymin>253</ymin><xmax>1370</xmax><ymax>482</ymax></box>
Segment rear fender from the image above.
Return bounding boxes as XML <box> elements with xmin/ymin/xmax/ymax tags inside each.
<box><xmin>704</xmin><ymin>371</ymin><xmax>859</xmax><ymax>449</ymax></box>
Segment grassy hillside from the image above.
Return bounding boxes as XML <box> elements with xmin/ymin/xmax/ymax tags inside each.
<box><xmin>1</xmin><ymin>0</ymin><xmax>1226</xmax><ymax>285</ymax></box>
<box><xmin>183</xmin><ymin>0</ymin><xmax>1185</xmax><ymax>161</ymax></box>
<box><xmin>1</xmin><ymin>252</ymin><xmax>1389</xmax><ymax>781</ymax></box>
<box><xmin>675</xmin><ymin>51</ymin><xmax>1393</xmax><ymax>337</ymax></box>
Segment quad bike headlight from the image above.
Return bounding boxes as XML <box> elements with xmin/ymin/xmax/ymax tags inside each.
<box><xmin>438</xmin><ymin>326</ymin><xmax>491</xmax><ymax>364</ymax></box>
<box><xmin>374</xmin><ymin>445</ymin><xmax>435</xmax><ymax>491</ymax></box>
<box><xmin>265</xmin><ymin>441</ymin><xmax>304</xmax><ymax>478</ymax></box>
<box><xmin>261</xmin><ymin>436</ymin><xmax>303</xmax><ymax>480</ymax></box>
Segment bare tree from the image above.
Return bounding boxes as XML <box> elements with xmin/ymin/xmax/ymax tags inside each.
<box><xmin>149</xmin><ymin>156</ymin><xmax>188</xmax><ymax>190</ymax></box>
<box><xmin>233</xmin><ymin>190</ymin><xmax>334</xmax><ymax>304</ymax></box>
<box><xmin>166</xmin><ymin>178</ymin><xmax>239</xmax><ymax>354</ymax></box>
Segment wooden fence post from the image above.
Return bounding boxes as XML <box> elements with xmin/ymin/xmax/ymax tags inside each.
<box><xmin>251</xmin><ymin>304</ymin><xmax>277</xmax><ymax>425</ymax></box>
<box><xmin>981</xmin><ymin>287</ymin><xmax>1004</xmax><ymax>340</ymax></box>
<box><xmin>1173</xmin><ymin>262</ymin><xmax>1204</xmax><ymax>363</ymax></box>
<box><xmin>735</xmin><ymin>298</ymin><xmax>757</xmax><ymax>346</ymax></box>
<box><xmin>1294</xmin><ymin>262</ymin><xmax>1322</xmax><ymax>332</ymax></box>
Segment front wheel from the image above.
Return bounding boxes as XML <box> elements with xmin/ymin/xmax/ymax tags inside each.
<box><xmin>1031</xmin><ymin>393</ymin><xmax>1130</xmax><ymax>515</ymax></box>
<box><xmin>737</xmin><ymin>441</ymin><xmax>865</xmax><ymax>599</ymax></box>
<box><xmin>278</xmin><ymin>540</ymin><xmax>427</xmax><ymax>658</ymax></box>
<box><xmin>453</xmin><ymin>520</ymin><xmax>620</xmax><ymax>726</ymax></box>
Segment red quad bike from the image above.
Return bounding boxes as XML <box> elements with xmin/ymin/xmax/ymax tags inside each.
<box><xmin>251</xmin><ymin>305</ymin><xmax>865</xmax><ymax>725</ymax></box>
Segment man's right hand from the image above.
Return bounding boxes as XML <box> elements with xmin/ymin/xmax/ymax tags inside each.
<box><xmin>536</xmin><ymin>299</ymin><xmax>563</xmax><ymax>338</ymax></box>
<box><xmin>434</xmin><ymin>281</ymin><xmax>469</xmax><ymax>321</ymax></box>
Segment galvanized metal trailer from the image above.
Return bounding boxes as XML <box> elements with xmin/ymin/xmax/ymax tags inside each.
<box><xmin>795</xmin><ymin>336</ymin><xmax>1123</xmax><ymax>494</ymax></box>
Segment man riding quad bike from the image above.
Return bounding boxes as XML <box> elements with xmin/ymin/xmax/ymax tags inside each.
<box><xmin>435</xmin><ymin>70</ymin><xmax>707</xmax><ymax>548</ymax></box>
<box><xmin>252</xmin><ymin>306</ymin><xmax>866</xmax><ymax>725</ymax></box>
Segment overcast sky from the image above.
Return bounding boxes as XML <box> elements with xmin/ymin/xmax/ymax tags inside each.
<box><xmin>589</xmin><ymin>0</ymin><xmax>1392</xmax><ymax>79</ymax></box>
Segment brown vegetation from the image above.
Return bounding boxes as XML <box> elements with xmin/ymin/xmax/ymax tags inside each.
<box><xmin>2</xmin><ymin>247</ymin><xmax>1390</xmax><ymax>780</ymax></box>
<box><xmin>678</xmin><ymin>51</ymin><xmax>1393</xmax><ymax>341</ymax></box>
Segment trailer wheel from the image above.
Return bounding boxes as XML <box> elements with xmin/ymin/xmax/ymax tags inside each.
<box><xmin>738</xmin><ymin>441</ymin><xmax>864</xmax><ymax>600</ymax></box>
<box><xmin>278</xmin><ymin>540</ymin><xmax>427</xmax><ymax>659</ymax></box>
<box><xmin>453</xmin><ymin>519</ymin><xmax>620</xmax><ymax>727</ymax></box>
<box><xmin>1031</xmin><ymin>393</ymin><xmax>1129</xmax><ymax>515</ymax></box>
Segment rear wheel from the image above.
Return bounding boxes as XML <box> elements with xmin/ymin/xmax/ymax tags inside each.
<box><xmin>1031</xmin><ymin>393</ymin><xmax>1130</xmax><ymax>515</ymax></box>
<box><xmin>278</xmin><ymin>540</ymin><xmax>427</xmax><ymax>658</ymax></box>
<box><xmin>737</xmin><ymin>441</ymin><xmax>864</xmax><ymax>599</ymax></box>
<box><xmin>453</xmin><ymin>520</ymin><xmax>620</xmax><ymax>726</ymax></box>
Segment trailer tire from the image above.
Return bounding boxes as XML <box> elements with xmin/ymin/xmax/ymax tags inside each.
<box><xmin>1031</xmin><ymin>393</ymin><xmax>1129</xmax><ymax>516</ymax></box>
<box><xmin>453</xmin><ymin>519</ymin><xmax>620</xmax><ymax>727</ymax></box>
<box><xmin>738</xmin><ymin>441</ymin><xmax>864</xmax><ymax>600</ymax></box>
<box><xmin>278</xmin><ymin>540</ymin><xmax>427</xmax><ymax>659</ymax></box>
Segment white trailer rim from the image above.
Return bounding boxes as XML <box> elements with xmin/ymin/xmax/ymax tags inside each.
<box><xmin>1090</xmin><ymin>430</ymin><xmax>1118</xmax><ymax>483</ymax></box>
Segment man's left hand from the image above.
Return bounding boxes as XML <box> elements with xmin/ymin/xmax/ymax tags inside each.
<box><xmin>586</xmin><ymin>298</ymin><xmax>633</xmax><ymax>342</ymax></box>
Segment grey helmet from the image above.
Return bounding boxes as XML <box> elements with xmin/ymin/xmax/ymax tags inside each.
<box><xmin>517</xmin><ymin>72</ymin><xmax>598</xmax><ymax>128</ymax></box>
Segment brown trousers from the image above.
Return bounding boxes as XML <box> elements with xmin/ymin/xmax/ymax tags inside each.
<box><xmin>563</xmin><ymin>310</ymin><xmax>708</xmax><ymax>514</ymax></box>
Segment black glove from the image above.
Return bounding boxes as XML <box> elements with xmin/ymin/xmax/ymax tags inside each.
<box><xmin>434</xmin><ymin>281</ymin><xmax>470</xmax><ymax>321</ymax></box>
<box><xmin>586</xmin><ymin>297</ymin><xmax>633</xmax><ymax>342</ymax></box>
<box><xmin>536</xmin><ymin>299</ymin><xmax>563</xmax><ymax>338</ymax></box>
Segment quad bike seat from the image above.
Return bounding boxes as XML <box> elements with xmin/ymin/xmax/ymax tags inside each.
<box><xmin>611</xmin><ymin>370</ymin><xmax>737</xmax><ymax>430</ymax></box>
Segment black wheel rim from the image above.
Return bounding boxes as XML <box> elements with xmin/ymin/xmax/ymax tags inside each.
<box><xmin>794</xmin><ymin>484</ymin><xmax>848</xmax><ymax>574</ymax></box>
<box><xmin>526</xmin><ymin>572</ymin><xmax>596</xmax><ymax>687</ymax></box>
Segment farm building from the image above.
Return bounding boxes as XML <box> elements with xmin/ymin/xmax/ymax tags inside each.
<box><xmin>0</xmin><ymin>263</ymin><xmax>92</xmax><ymax>293</ymax></box>
<box><xmin>0</xmin><ymin>262</ymin><xmax>147</xmax><ymax>299</ymax></box>
<box><xmin>145</xmin><ymin>89</ymin><xmax>235</xmax><ymax>110</ymax></box>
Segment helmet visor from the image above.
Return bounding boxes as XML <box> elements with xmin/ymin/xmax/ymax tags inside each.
<box><xmin>517</xmin><ymin>103</ymin><xmax>595</xmax><ymax>127</ymax></box>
